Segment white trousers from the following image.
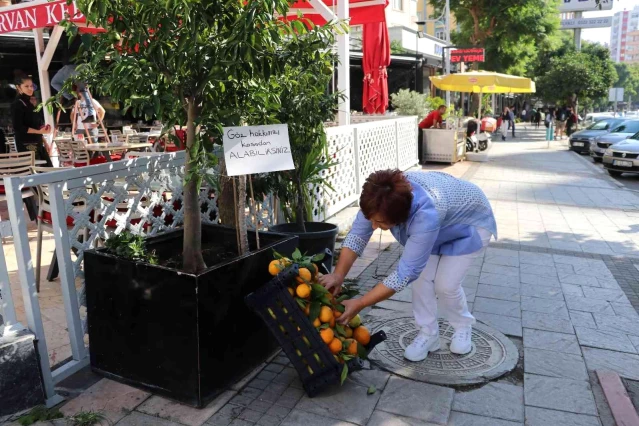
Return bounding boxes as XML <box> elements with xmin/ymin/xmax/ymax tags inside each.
<box><xmin>412</xmin><ymin>228</ymin><xmax>492</xmax><ymax>335</ymax></box>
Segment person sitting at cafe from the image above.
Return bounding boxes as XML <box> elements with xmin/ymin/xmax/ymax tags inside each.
<box><xmin>419</xmin><ymin>105</ymin><xmax>447</xmax><ymax>129</ymax></box>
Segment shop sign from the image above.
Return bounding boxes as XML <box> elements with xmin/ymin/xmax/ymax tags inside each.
<box><xmin>558</xmin><ymin>0</ymin><xmax>613</xmax><ymax>12</ymax></box>
<box><xmin>223</xmin><ymin>124</ymin><xmax>295</xmax><ymax>176</ymax></box>
<box><xmin>560</xmin><ymin>16</ymin><xmax>612</xmax><ymax>29</ymax></box>
<box><xmin>0</xmin><ymin>0</ymin><xmax>85</xmax><ymax>34</ymax></box>
<box><xmin>450</xmin><ymin>48</ymin><xmax>485</xmax><ymax>63</ymax></box>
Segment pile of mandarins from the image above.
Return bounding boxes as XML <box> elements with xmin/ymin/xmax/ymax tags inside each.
<box><xmin>268</xmin><ymin>250</ymin><xmax>371</xmax><ymax>375</ymax></box>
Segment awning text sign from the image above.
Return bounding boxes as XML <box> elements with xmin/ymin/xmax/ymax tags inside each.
<box><xmin>0</xmin><ymin>0</ymin><xmax>85</xmax><ymax>34</ymax></box>
<box><xmin>223</xmin><ymin>124</ymin><xmax>295</xmax><ymax>176</ymax></box>
<box><xmin>450</xmin><ymin>48</ymin><xmax>485</xmax><ymax>64</ymax></box>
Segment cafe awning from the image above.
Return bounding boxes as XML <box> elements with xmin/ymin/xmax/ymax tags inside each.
<box><xmin>287</xmin><ymin>0</ymin><xmax>387</xmax><ymax>25</ymax></box>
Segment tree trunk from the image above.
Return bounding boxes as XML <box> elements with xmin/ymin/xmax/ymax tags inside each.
<box><xmin>237</xmin><ymin>175</ymin><xmax>249</xmax><ymax>255</ymax></box>
<box><xmin>294</xmin><ymin>175</ymin><xmax>306</xmax><ymax>232</ymax></box>
<box><xmin>182</xmin><ymin>100</ymin><xmax>206</xmax><ymax>273</ymax></box>
<box><xmin>217</xmin><ymin>156</ymin><xmax>236</xmax><ymax>226</ymax></box>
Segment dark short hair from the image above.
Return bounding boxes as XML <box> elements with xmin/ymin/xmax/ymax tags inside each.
<box><xmin>14</xmin><ymin>74</ymin><xmax>32</xmax><ymax>86</ymax></box>
<box><xmin>359</xmin><ymin>169</ymin><xmax>413</xmax><ymax>225</ymax></box>
<box><xmin>438</xmin><ymin>105</ymin><xmax>447</xmax><ymax>110</ymax></box>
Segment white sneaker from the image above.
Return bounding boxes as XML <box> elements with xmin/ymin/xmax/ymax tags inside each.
<box><xmin>450</xmin><ymin>326</ymin><xmax>473</xmax><ymax>355</ymax></box>
<box><xmin>404</xmin><ymin>331</ymin><xmax>440</xmax><ymax>362</ymax></box>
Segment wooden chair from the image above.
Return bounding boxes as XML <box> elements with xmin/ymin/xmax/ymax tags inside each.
<box><xmin>70</xmin><ymin>141</ymin><xmax>107</xmax><ymax>167</ymax></box>
<box><xmin>55</xmin><ymin>139</ymin><xmax>74</xmax><ymax>167</ymax></box>
<box><xmin>0</xmin><ymin>151</ymin><xmax>36</xmax><ymax>225</ymax></box>
<box><xmin>6</xmin><ymin>137</ymin><xmax>17</xmax><ymax>153</ymax></box>
<box><xmin>31</xmin><ymin>166</ymin><xmax>87</xmax><ymax>291</ymax></box>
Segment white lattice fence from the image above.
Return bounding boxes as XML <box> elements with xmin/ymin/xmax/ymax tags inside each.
<box><xmin>311</xmin><ymin>126</ymin><xmax>359</xmax><ymax>222</ymax></box>
<box><xmin>355</xmin><ymin>120</ymin><xmax>397</xmax><ymax>187</ymax></box>
<box><xmin>3</xmin><ymin>152</ymin><xmax>274</xmax><ymax>406</ymax></box>
<box><xmin>396</xmin><ymin>116</ymin><xmax>419</xmax><ymax>171</ymax></box>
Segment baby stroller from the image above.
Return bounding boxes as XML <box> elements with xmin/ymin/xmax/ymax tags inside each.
<box><xmin>466</xmin><ymin>119</ymin><xmax>489</xmax><ymax>153</ymax></box>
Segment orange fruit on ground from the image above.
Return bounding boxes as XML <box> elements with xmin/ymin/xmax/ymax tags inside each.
<box><xmin>345</xmin><ymin>339</ymin><xmax>358</xmax><ymax>355</ymax></box>
<box><xmin>344</xmin><ymin>326</ymin><xmax>353</xmax><ymax>338</ymax></box>
<box><xmin>313</xmin><ymin>318</ymin><xmax>321</xmax><ymax>328</ymax></box>
<box><xmin>329</xmin><ymin>338</ymin><xmax>343</xmax><ymax>354</ymax></box>
<box><xmin>296</xmin><ymin>283</ymin><xmax>311</xmax><ymax>299</ymax></box>
<box><xmin>333</xmin><ymin>309</ymin><xmax>342</xmax><ymax>318</ymax></box>
<box><xmin>287</xmin><ymin>287</ymin><xmax>294</xmax><ymax>297</ymax></box>
<box><xmin>319</xmin><ymin>306</ymin><xmax>333</xmax><ymax>323</ymax></box>
<box><xmin>353</xmin><ymin>326</ymin><xmax>371</xmax><ymax>346</ymax></box>
<box><xmin>320</xmin><ymin>328</ymin><xmax>334</xmax><ymax>344</ymax></box>
<box><xmin>296</xmin><ymin>268</ymin><xmax>312</xmax><ymax>284</ymax></box>
<box><xmin>268</xmin><ymin>260</ymin><xmax>284</xmax><ymax>276</ymax></box>
<box><xmin>329</xmin><ymin>315</ymin><xmax>336</xmax><ymax>328</ymax></box>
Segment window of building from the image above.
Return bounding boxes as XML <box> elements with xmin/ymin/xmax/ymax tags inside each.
<box><xmin>392</xmin><ymin>0</ymin><xmax>403</xmax><ymax>10</ymax></box>
<box><xmin>435</xmin><ymin>30</ymin><xmax>445</xmax><ymax>40</ymax></box>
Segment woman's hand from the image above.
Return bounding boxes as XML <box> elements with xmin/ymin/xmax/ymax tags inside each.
<box><xmin>338</xmin><ymin>298</ymin><xmax>364</xmax><ymax>325</ymax></box>
<box><xmin>318</xmin><ymin>273</ymin><xmax>344</xmax><ymax>296</ymax></box>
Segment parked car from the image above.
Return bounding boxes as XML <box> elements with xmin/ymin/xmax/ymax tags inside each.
<box><xmin>569</xmin><ymin>118</ymin><xmax>625</xmax><ymax>154</ymax></box>
<box><xmin>590</xmin><ymin>119</ymin><xmax>639</xmax><ymax>162</ymax></box>
<box><xmin>583</xmin><ymin>112</ymin><xmax>614</xmax><ymax>126</ymax></box>
<box><xmin>603</xmin><ymin>137</ymin><xmax>639</xmax><ymax>176</ymax></box>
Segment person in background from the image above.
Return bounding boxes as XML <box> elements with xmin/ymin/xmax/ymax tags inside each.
<box><xmin>71</xmin><ymin>85</ymin><xmax>105</xmax><ymax>140</ymax></box>
<box><xmin>509</xmin><ymin>106</ymin><xmax>516</xmax><ymax>138</ymax></box>
<box><xmin>319</xmin><ymin>170</ymin><xmax>497</xmax><ymax>361</ymax></box>
<box><xmin>10</xmin><ymin>74</ymin><xmax>52</xmax><ymax>166</ymax></box>
<box><xmin>554</xmin><ymin>106</ymin><xmax>567</xmax><ymax>140</ymax></box>
<box><xmin>566</xmin><ymin>106</ymin><xmax>578</xmax><ymax>137</ymax></box>
<box><xmin>419</xmin><ymin>105</ymin><xmax>447</xmax><ymax>129</ymax></box>
<box><xmin>500</xmin><ymin>106</ymin><xmax>510</xmax><ymax>141</ymax></box>
<box><xmin>535</xmin><ymin>109</ymin><xmax>542</xmax><ymax>129</ymax></box>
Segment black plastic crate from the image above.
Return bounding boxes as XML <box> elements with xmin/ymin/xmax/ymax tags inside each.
<box><xmin>245</xmin><ymin>264</ymin><xmax>386</xmax><ymax>397</ymax></box>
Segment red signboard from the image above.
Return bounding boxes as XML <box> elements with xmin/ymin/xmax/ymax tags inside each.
<box><xmin>0</xmin><ymin>0</ymin><xmax>85</xmax><ymax>34</ymax></box>
<box><xmin>450</xmin><ymin>48</ymin><xmax>485</xmax><ymax>64</ymax></box>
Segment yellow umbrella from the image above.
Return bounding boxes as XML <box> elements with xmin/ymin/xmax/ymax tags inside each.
<box><xmin>429</xmin><ymin>71</ymin><xmax>536</xmax><ymax>93</ymax></box>
<box><xmin>429</xmin><ymin>71</ymin><xmax>535</xmax><ymax>118</ymax></box>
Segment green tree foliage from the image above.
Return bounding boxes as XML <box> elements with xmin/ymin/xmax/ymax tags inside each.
<box><xmin>536</xmin><ymin>44</ymin><xmax>617</xmax><ymax>106</ymax></box>
<box><xmin>60</xmin><ymin>1</ymin><xmax>340</xmax><ymax>272</ymax></box>
<box><xmin>432</xmin><ymin>0</ymin><xmax>559</xmax><ymax>75</ymax></box>
<box><xmin>613</xmin><ymin>63</ymin><xmax>639</xmax><ymax>100</ymax></box>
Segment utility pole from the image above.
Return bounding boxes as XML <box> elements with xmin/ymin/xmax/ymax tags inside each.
<box><xmin>444</xmin><ymin>0</ymin><xmax>451</xmax><ymax>108</ymax></box>
<box><xmin>574</xmin><ymin>11</ymin><xmax>582</xmax><ymax>51</ymax></box>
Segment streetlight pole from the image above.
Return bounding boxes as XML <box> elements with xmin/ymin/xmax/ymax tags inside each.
<box><xmin>416</xmin><ymin>21</ymin><xmax>426</xmax><ymax>93</ymax></box>
<box><xmin>444</xmin><ymin>0</ymin><xmax>451</xmax><ymax>107</ymax></box>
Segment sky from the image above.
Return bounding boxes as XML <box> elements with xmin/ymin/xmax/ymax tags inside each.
<box><xmin>582</xmin><ymin>0</ymin><xmax>639</xmax><ymax>44</ymax></box>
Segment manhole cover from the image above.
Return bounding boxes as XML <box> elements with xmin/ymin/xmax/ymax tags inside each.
<box><xmin>367</xmin><ymin>317</ymin><xmax>518</xmax><ymax>386</ymax></box>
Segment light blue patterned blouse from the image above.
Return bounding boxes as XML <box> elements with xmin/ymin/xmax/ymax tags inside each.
<box><xmin>342</xmin><ymin>171</ymin><xmax>497</xmax><ymax>292</ymax></box>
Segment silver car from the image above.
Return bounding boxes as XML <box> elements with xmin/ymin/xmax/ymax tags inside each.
<box><xmin>590</xmin><ymin>119</ymin><xmax>639</xmax><ymax>162</ymax></box>
<box><xmin>603</xmin><ymin>138</ymin><xmax>639</xmax><ymax>176</ymax></box>
<box><xmin>569</xmin><ymin>118</ymin><xmax>625</xmax><ymax>154</ymax></box>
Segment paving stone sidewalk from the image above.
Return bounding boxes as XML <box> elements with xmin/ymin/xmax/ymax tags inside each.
<box><xmin>5</xmin><ymin>128</ymin><xmax>639</xmax><ymax>426</ymax></box>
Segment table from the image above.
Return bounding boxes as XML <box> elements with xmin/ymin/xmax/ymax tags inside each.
<box><xmin>84</xmin><ymin>142</ymin><xmax>153</xmax><ymax>161</ymax></box>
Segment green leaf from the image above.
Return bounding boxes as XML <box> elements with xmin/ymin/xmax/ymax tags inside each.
<box><xmin>336</xmin><ymin>295</ymin><xmax>349</xmax><ymax>303</ymax></box>
<box><xmin>295</xmin><ymin>298</ymin><xmax>306</xmax><ymax>309</ymax></box>
<box><xmin>311</xmin><ymin>283</ymin><xmax>329</xmax><ymax>295</ymax></box>
<box><xmin>334</xmin><ymin>304</ymin><xmax>345</xmax><ymax>313</ymax></box>
<box><xmin>311</xmin><ymin>253</ymin><xmax>325</xmax><ymax>262</ymax></box>
<box><xmin>320</xmin><ymin>295</ymin><xmax>332</xmax><ymax>306</ymax></box>
<box><xmin>272</xmin><ymin>250</ymin><xmax>285</xmax><ymax>260</ymax></box>
<box><xmin>292</xmin><ymin>248</ymin><xmax>302</xmax><ymax>261</ymax></box>
<box><xmin>309</xmin><ymin>301</ymin><xmax>321</xmax><ymax>322</ymax></box>
<box><xmin>340</xmin><ymin>364</ymin><xmax>348</xmax><ymax>385</ymax></box>
<box><xmin>335</xmin><ymin>324</ymin><xmax>346</xmax><ymax>336</ymax></box>
<box><xmin>367</xmin><ymin>385</ymin><xmax>377</xmax><ymax>395</ymax></box>
<box><xmin>357</xmin><ymin>341</ymin><xmax>368</xmax><ymax>360</ymax></box>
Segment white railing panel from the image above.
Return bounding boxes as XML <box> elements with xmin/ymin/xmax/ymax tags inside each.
<box><xmin>0</xmin><ymin>235</ymin><xmax>24</xmax><ymax>337</ymax></box>
<box><xmin>396</xmin><ymin>116</ymin><xmax>419</xmax><ymax>170</ymax></box>
<box><xmin>312</xmin><ymin>126</ymin><xmax>359</xmax><ymax>221</ymax></box>
<box><xmin>354</xmin><ymin>119</ymin><xmax>398</xmax><ymax>188</ymax></box>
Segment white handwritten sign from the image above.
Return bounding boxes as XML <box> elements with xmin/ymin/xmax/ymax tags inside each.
<box><xmin>223</xmin><ymin>124</ymin><xmax>295</xmax><ymax>176</ymax></box>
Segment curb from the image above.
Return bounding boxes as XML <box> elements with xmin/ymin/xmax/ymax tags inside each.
<box><xmin>569</xmin><ymin>148</ymin><xmax>627</xmax><ymax>189</ymax></box>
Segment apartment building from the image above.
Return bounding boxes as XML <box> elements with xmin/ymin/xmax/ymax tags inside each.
<box><xmin>610</xmin><ymin>6</ymin><xmax>639</xmax><ymax>63</ymax></box>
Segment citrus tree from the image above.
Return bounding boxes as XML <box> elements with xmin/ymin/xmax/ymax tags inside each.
<box><xmin>62</xmin><ymin>0</ymin><xmax>339</xmax><ymax>272</ymax></box>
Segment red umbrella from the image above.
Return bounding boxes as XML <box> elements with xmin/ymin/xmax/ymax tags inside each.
<box><xmin>362</xmin><ymin>20</ymin><xmax>390</xmax><ymax>114</ymax></box>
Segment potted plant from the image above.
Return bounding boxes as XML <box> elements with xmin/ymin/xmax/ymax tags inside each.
<box><xmin>267</xmin><ymin>32</ymin><xmax>344</xmax><ymax>273</ymax></box>
<box><xmin>51</xmin><ymin>1</ymin><xmax>342</xmax><ymax>407</ymax></box>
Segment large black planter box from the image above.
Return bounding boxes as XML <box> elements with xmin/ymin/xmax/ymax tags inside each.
<box><xmin>84</xmin><ymin>225</ymin><xmax>298</xmax><ymax>407</ymax></box>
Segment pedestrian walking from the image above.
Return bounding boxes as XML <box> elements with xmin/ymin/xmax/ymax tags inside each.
<box><xmin>566</xmin><ymin>106</ymin><xmax>578</xmax><ymax>137</ymax></box>
<box><xmin>500</xmin><ymin>106</ymin><xmax>510</xmax><ymax>141</ymax></box>
<box><xmin>554</xmin><ymin>106</ymin><xmax>568</xmax><ymax>140</ymax></box>
<box><xmin>509</xmin><ymin>106</ymin><xmax>516</xmax><ymax>138</ymax></box>
<box><xmin>319</xmin><ymin>169</ymin><xmax>497</xmax><ymax>361</ymax></box>
<box><xmin>535</xmin><ymin>109</ymin><xmax>542</xmax><ymax>129</ymax></box>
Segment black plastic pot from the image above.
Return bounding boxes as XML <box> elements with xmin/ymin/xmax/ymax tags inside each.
<box><xmin>84</xmin><ymin>224</ymin><xmax>298</xmax><ymax>408</ymax></box>
<box><xmin>268</xmin><ymin>222</ymin><xmax>338</xmax><ymax>273</ymax></box>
